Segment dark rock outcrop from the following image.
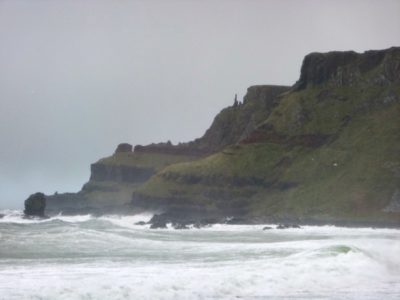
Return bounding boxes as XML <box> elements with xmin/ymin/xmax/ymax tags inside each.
<box><xmin>134</xmin><ymin>221</ymin><xmax>146</xmax><ymax>226</ymax></box>
<box><xmin>172</xmin><ymin>222</ymin><xmax>189</xmax><ymax>230</ymax></box>
<box><xmin>191</xmin><ymin>85</ymin><xmax>290</xmax><ymax>151</ymax></box>
<box><xmin>24</xmin><ymin>192</ymin><xmax>46</xmax><ymax>217</ymax></box>
<box><xmin>149</xmin><ymin>214</ymin><xmax>168</xmax><ymax>229</ymax></box>
<box><xmin>294</xmin><ymin>47</ymin><xmax>400</xmax><ymax>90</ymax></box>
<box><xmin>45</xmin><ymin>192</ymin><xmax>87</xmax><ymax>215</ymax></box>
<box><xmin>149</xmin><ymin>223</ymin><xmax>167</xmax><ymax>229</ymax></box>
<box><xmin>294</xmin><ymin>51</ymin><xmax>359</xmax><ymax>90</ymax></box>
<box><xmin>115</xmin><ymin>143</ymin><xmax>133</xmax><ymax>153</ymax></box>
<box><xmin>89</xmin><ymin>163</ymin><xmax>154</xmax><ymax>183</ymax></box>
<box><xmin>134</xmin><ymin>85</ymin><xmax>290</xmax><ymax>156</ymax></box>
<box><xmin>147</xmin><ymin>210</ymin><xmax>223</xmax><ymax>229</ymax></box>
<box><xmin>277</xmin><ymin>224</ymin><xmax>301</xmax><ymax>229</ymax></box>
<box><xmin>262</xmin><ymin>226</ymin><xmax>273</xmax><ymax>230</ymax></box>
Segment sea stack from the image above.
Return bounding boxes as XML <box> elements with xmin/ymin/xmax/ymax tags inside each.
<box><xmin>24</xmin><ymin>192</ymin><xmax>46</xmax><ymax>217</ymax></box>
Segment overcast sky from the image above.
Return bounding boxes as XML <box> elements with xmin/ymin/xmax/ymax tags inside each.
<box><xmin>0</xmin><ymin>0</ymin><xmax>399</xmax><ymax>208</ymax></box>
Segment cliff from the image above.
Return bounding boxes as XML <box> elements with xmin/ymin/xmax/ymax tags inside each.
<box><xmin>189</xmin><ymin>85</ymin><xmax>290</xmax><ymax>152</ymax></box>
<box><xmin>132</xmin><ymin>46</ymin><xmax>400</xmax><ymax>226</ymax></box>
<box><xmin>46</xmin><ymin>147</ymin><xmax>199</xmax><ymax>214</ymax></box>
<box><xmin>46</xmin><ymin>46</ymin><xmax>400</xmax><ymax>226</ymax></box>
<box><xmin>46</xmin><ymin>85</ymin><xmax>289</xmax><ymax>214</ymax></box>
<box><xmin>294</xmin><ymin>47</ymin><xmax>400</xmax><ymax>90</ymax></box>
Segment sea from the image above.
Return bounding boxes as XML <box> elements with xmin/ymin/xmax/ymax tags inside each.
<box><xmin>0</xmin><ymin>209</ymin><xmax>399</xmax><ymax>300</ymax></box>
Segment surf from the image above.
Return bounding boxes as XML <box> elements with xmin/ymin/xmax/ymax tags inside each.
<box><xmin>1</xmin><ymin>210</ymin><xmax>400</xmax><ymax>299</ymax></box>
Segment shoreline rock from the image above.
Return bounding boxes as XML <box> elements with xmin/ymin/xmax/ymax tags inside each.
<box><xmin>24</xmin><ymin>192</ymin><xmax>47</xmax><ymax>218</ymax></box>
<box><xmin>144</xmin><ymin>209</ymin><xmax>400</xmax><ymax>229</ymax></box>
<box><xmin>277</xmin><ymin>224</ymin><xmax>301</xmax><ymax>229</ymax></box>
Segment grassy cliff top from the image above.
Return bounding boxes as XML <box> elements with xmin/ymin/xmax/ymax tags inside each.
<box><xmin>96</xmin><ymin>151</ymin><xmax>198</xmax><ymax>172</ymax></box>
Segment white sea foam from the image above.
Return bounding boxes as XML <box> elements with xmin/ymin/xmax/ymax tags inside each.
<box><xmin>1</xmin><ymin>210</ymin><xmax>399</xmax><ymax>299</ymax></box>
<box><xmin>99</xmin><ymin>213</ymin><xmax>154</xmax><ymax>229</ymax></box>
<box><xmin>0</xmin><ymin>209</ymin><xmax>93</xmax><ymax>224</ymax></box>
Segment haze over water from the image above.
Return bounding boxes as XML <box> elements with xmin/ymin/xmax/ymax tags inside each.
<box><xmin>1</xmin><ymin>0</ymin><xmax>399</xmax><ymax>208</ymax></box>
<box><xmin>1</xmin><ymin>211</ymin><xmax>399</xmax><ymax>299</ymax></box>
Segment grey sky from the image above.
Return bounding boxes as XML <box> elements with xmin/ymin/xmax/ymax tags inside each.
<box><xmin>1</xmin><ymin>0</ymin><xmax>399</xmax><ymax>208</ymax></box>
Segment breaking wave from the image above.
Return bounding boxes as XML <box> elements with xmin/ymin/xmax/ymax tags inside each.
<box><xmin>0</xmin><ymin>210</ymin><xmax>399</xmax><ymax>299</ymax></box>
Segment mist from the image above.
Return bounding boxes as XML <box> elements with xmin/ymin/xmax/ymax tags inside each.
<box><xmin>1</xmin><ymin>0</ymin><xmax>399</xmax><ymax>208</ymax></box>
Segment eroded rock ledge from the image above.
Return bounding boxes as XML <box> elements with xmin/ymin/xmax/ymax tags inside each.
<box><xmin>294</xmin><ymin>47</ymin><xmax>400</xmax><ymax>90</ymax></box>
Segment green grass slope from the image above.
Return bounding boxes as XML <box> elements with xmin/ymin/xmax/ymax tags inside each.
<box><xmin>96</xmin><ymin>151</ymin><xmax>198</xmax><ymax>171</ymax></box>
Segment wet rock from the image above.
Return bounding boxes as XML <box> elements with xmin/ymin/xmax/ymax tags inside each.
<box><xmin>150</xmin><ymin>222</ymin><xmax>167</xmax><ymax>229</ymax></box>
<box><xmin>193</xmin><ymin>222</ymin><xmax>203</xmax><ymax>229</ymax></box>
<box><xmin>24</xmin><ymin>192</ymin><xmax>46</xmax><ymax>217</ymax></box>
<box><xmin>0</xmin><ymin>214</ymin><xmax>4</xmax><ymax>219</ymax></box>
<box><xmin>150</xmin><ymin>221</ymin><xmax>167</xmax><ymax>229</ymax></box>
<box><xmin>262</xmin><ymin>226</ymin><xmax>273</xmax><ymax>230</ymax></box>
<box><xmin>172</xmin><ymin>222</ymin><xmax>189</xmax><ymax>230</ymax></box>
<box><xmin>134</xmin><ymin>221</ymin><xmax>146</xmax><ymax>226</ymax></box>
<box><xmin>149</xmin><ymin>214</ymin><xmax>168</xmax><ymax>229</ymax></box>
<box><xmin>277</xmin><ymin>224</ymin><xmax>301</xmax><ymax>229</ymax></box>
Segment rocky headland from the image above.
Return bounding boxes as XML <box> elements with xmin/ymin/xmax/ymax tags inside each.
<box><xmin>43</xmin><ymin>47</ymin><xmax>400</xmax><ymax>227</ymax></box>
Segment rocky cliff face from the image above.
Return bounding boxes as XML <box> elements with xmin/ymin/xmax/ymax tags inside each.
<box><xmin>190</xmin><ymin>85</ymin><xmax>290</xmax><ymax>152</ymax></box>
<box><xmin>46</xmin><ymin>85</ymin><xmax>290</xmax><ymax>214</ymax></box>
<box><xmin>89</xmin><ymin>163</ymin><xmax>154</xmax><ymax>183</ymax></box>
<box><xmin>45</xmin><ymin>143</ymin><xmax>201</xmax><ymax>214</ymax></box>
<box><xmin>294</xmin><ymin>47</ymin><xmax>400</xmax><ymax>90</ymax></box>
<box><xmin>132</xmin><ymin>85</ymin><xmax>290</xmax><ymax>155</ymax></box>
<box><xmin>133</xmin><ymin>47</ymin><xmax>400</xmax><ymax>226</ymax></box>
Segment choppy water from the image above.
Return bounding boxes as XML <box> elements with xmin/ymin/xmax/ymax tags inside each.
<box><xmin>0</xmin><ymin>210</ymin><xmax>399</xmax><ymax>300</ymax></box>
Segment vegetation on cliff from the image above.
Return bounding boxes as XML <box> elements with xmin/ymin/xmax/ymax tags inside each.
<box><xmin>133</xmin><ymin>47</ymin><xmax>400</xmax><ymax>225</ymax></box>
<box><xmin>47</xmin><ymin>146</ymin><xmax>199</xmax><ymax>213</ymax></box>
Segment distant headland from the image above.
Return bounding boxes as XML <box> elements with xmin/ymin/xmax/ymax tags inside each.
<box><xmin>28</xmin><ymin>47</ymin><xmax>400</xmax><ymax>228</ymax></box>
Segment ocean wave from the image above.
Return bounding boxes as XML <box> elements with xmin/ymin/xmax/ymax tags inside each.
<box><xmin>0</xmin><ymin>210</ymin><xmax>93</xmax><ymax>224</ymax></box>
<box><xmin>1</xmin><ymin>210</ymin><xmax>400</xmax><ymax>299</ymax></box>
<box><xmin>0</xmin><ymin>210</ymin><xmax>154</xmax><ymax>226</ymax></box>
<box><xmin>1</xmin><ymin>209</ymin><xmax>400</xmax><ymax>234</ymax></box>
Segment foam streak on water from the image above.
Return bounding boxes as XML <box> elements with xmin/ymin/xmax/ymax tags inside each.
<box><xmin>0</xmin><ymin>210</ymin><xmax>399</xmax><ymax>299</ymax></box>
